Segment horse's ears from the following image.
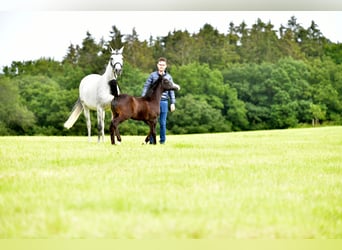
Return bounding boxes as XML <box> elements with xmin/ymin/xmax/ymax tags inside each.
<box><xmin>109</xmin><ymin>46</ymin><xmax>124</xmax><ymax>55</ymax></box>
<box><xmin>110</xmin><ymin>46</ymin><xmax>123</xmax><ymax>54</ymax></box>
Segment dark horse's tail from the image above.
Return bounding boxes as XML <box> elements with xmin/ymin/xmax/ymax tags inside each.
<box><xmin>108</xmin><ymin>79</ymin><xmax>120</xmax><ymax>98</ymax></box>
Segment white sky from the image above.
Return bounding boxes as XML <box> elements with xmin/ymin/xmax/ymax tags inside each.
<box><xmin>0</xmin><ymin>11</ymin><xmax>341</xmax><ymax>69</ymax></box>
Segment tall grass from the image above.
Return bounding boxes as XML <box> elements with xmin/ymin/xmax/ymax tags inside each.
<box><xmin>0</xmin><ymin>127</ymin><xmax>341</xmax><ymax>238</ymax></box>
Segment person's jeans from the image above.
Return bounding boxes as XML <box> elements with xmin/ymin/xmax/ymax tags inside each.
<box><xmin>150</xmin><ymin>100</ymin><xmax>168</xmax><ymax>144</ymax></box>
<box><xmin>159</xmin><ymin>100</ymin><xmax>169</xmax><ymax>143</ymax></box>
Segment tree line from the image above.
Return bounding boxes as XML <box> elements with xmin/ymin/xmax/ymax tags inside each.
<box><xmin>1</xmin><ymin>16</ymin><xmax>342</xmax><ymax>136</ymax></box>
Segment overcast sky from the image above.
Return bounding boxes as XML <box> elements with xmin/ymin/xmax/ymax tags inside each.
<box><xmin>0</xmin><ymin>11</ymin><xmax>341</xmax><ymax>69</ymax></box>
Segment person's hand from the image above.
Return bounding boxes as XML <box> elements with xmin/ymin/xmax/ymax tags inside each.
<box><xmin>170</xmin><ymin>103</ymin><xmax>175</xmax><ymax>112</ymax></box>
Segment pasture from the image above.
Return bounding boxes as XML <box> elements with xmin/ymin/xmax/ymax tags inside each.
<box><xmin>0</xmin><ymin>126</ymin><xmax>341</xmax><ymax>238</ymax></box>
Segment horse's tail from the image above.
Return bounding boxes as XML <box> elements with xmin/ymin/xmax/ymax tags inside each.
<box><xmin>64</xmin><ymin>98</ymin><xmax>83</xmax><ymax>129</ymax></box>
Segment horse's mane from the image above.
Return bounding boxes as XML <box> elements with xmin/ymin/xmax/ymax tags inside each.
<box><xmin>144</xmin><ymin>76</ymin><xmax>163</xmax><ymax>99</ymax></box>
<box><xmin>108</xmin><ymin>79</ymin><xmax>120</xmax><ymax>98</ymax></box>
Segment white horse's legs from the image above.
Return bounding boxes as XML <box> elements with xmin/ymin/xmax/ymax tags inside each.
<box><xmin>97</xmin><ymin>107</ymin><xmax>105</xmax><ymax>143</ymax></box>
<box><xmin>102</xmin><ymin>110</ymin><xmax>106</xmax><ymax>142</ymax></box>
<box><xmin>83</xmin><ymin>107</ymin><xmax>92</xmax><ymax>142</ymax></box>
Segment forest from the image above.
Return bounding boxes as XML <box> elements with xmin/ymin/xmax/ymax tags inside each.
<box><xmin>1</xmin><ymin>16</ymin><xmax>342</xmax><ymax>136</ymax></box>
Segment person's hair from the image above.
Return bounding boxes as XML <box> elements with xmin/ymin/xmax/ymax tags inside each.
<box><xmin>158</xmin><ymin>57</ymin><xmax>167</xmax><ymax>64</ymax></box>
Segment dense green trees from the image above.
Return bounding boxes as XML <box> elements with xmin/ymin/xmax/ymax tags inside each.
<box><xmin>0</xmin><ymin>76</ymin><xmax>35</xmax><ymax>134</ymax></box>
<box><xmin>1</xmin><ymin>16</ymin><xmax>341</xmax><ymax>135</ymax></box>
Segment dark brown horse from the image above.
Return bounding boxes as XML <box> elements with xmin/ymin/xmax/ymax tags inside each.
<box><xmin>110</xmin><ymin>75</ymin><xmax>180</xmax><ymax>144</ymax></box>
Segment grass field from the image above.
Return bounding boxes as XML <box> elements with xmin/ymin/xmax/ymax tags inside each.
<box><xmin>0</xmin><ymin>126</ymin><xmax>341</xmax><ymax>238</ymax></box>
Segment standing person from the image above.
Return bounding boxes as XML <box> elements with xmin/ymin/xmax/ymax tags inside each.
<box><xmin>142</xmin><ymin>57</ymin><xmax>176</xmax><ymax>144</ymax></box>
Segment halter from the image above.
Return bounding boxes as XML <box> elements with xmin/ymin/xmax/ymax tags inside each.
<box><xmin>110</xmin><ymin>52</ymin><xmax>123</xmax><ymax>79</ymax></box>
<box><xmin>111</xmin><ymin>61</ymin><xmax>123</xmax><ymax>70</ymax></box>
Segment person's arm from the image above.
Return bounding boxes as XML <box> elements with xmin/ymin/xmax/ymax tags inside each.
<box><xmin>169</xmin><ymin>90</ymin><xmax>176</xmax><ymax>112</ymax></box>
<box><xmin>142</xmin><ymin>73</ymin><xmax>154</xmax><ymax>96</ymax></box>
<box><xmin>165</xmin><ymin>73</ymin><xmax>176</xmax><ymax>111</ymax></box>
<box><xmin>169</xmin><ymin>90</ymin><xmax>176</xmax><ymax>104</ymax></box>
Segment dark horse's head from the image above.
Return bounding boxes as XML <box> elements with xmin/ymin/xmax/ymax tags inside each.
<box><xmin>145</xmin><ymin>75</ymin><xmax>180</xmax><ymax>98</ymax></box>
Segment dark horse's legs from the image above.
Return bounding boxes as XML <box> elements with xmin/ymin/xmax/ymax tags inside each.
<box><xmin>110</xmin><ymin>119</ymin><xmax>122</xmax><ymax>145</ymax></box>
<box><xmin>144</xmin><ymin>121</ymin><xmax>157</xmax><ymax>144</ymax></box>
<box><xmin>109</xmin><ymin>120</ymin><xmax>115</xmax><ymax>144</ymax></box>
<box><xmin>144</xmin><ymin>134</ymin><xmax>150</xmax><ymax>144</ymax></box>
<box><xmin>115</xmin><ymin>122</ymin><xmax>122</xmax><ymax>143</ymax></box>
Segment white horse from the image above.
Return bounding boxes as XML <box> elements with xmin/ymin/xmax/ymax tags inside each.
<box><xmin>64</xmin><ymin>47</ymin><xmax>124</xmax><ymax>142</ymax></box>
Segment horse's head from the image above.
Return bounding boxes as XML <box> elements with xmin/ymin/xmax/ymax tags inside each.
<box><xmin>109</xmin><ymin>46</ymin><xmax>124</xmax><ymax>78</ymax></box>
<box><xmin>161</xmin><ymin>77</ymin><xmax>181</xmax><ymax>92</ymax></box>
<box><xmin>145</xmin><ymin>76</ymin><xmax>180</xmax><ymax>99</ymax></box>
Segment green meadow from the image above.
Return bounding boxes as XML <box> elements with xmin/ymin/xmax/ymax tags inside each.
<box><xmin>0</xmin><ymin>126</ymin><xmax>341</xmax><ymax>238</ymax></box>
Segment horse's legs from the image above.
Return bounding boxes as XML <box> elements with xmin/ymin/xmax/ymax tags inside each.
<box><xmin>151</xmin><ymin>122</ymin><xmax>157</xmax><ymax>145</ymax></box>
<box><xmin>83</xmin><ymin>107</ymin><xmax>91</xmax><ymax>142</ymax></box>
<box><xmin>144</xmin><ymin>121</ymin><xmax>152</xmax><ymax>143</ymax></box>
<box><xmin>110</xmin><ymin>119</ymin><xmax>115</xmax><ymax>145</ymax></box>
<box><xmin>101</xmin><ymin>109</ymin><xmax>105</xmax><ymax>142</ymax></box>
<box><xmin>110</xmin><ymin>117</ymin><xmax>122</xmax><ymax>145</ymax></box>
<box><xmin>144</xmin><ymin>132</ymin><xmax>151</xmax><ymax>144</ymax></box>
<box><xmin>145</xmin><ymin>121</ymin><xmax>156</xmax><ymax>144</ymax></box>
<box><xmin>97</xmin><ymin>107</ymin><xmax>105</xmax><ymax>143</ymax></box>
<box><xmin>114</xmin><ymin>120</ymin><xmax>122</xmax><ymax>143</ymax></box>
